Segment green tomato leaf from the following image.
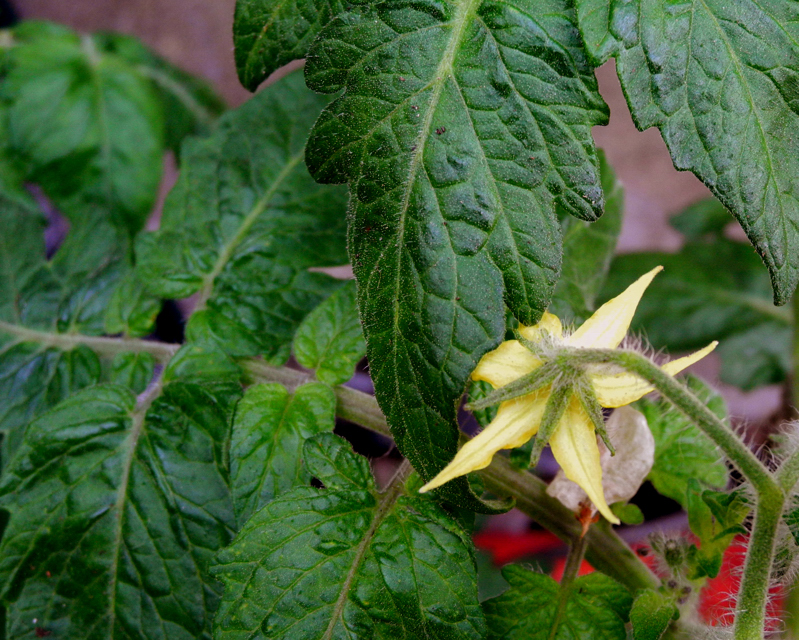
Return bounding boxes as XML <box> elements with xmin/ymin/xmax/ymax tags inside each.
<box><xmin>93</xmin><ymin>31</ymin><xmax>226</xmax><ymax>153</ymax></box>
<box><xmin>186</xmin><ymin>262</ymin><xmax>344</xmax><ymax>362</ymax></box>
<box><xmin>233</xmin><ymin>0</ymin><xmax>348</xmax><ymax>91</ymax></box>
<box><xmin>611</xmin><ymin>501</ymin><xmax>645</xmax><ymax>526</ymax></box>
<box><xmin>109</xmin><ymin>351</ymin><xmax>155</xmax><ymax>394</ymax></box>
<box><xmin>136</xmin><ymin>70</ymin><xmax>348</xmax><ymax>360</ymax></box>
<box><xmin>482</xmin><ymin>565</ymin><xmax>632</xmax><ymax>639</ymax></box>
<box><xmin>629</xmin><ymin>589</ymin><xmax>676</xmax><ymax>640</ymax></box>
<box><xmin>304</xmin><ymin>0</ymin><xmax>608</xmax><ymax>510</ymax></box>
<box><xmin>576</xmin><ymin>0</ymin><xmax>799</xmax><ymax>305</ymax></box>
<box><xmin>783</xmin><ymin>494</ymin><xmax>799</xmax><ymax>546</ymax></box>
<box><xmin>212</xmin><ymin>433</ymin><xmax>487</xmax><ymax>639</ymax></box>
<box><xmin>0</xmin><ymin>346</ymin><xmax>242</xmax><ymax>638</ymax></box>
<box><xmin>0</xmin><ymin>203</ymin><xmax>141</xmax><ymax>458</ymax></box>
<box><xmin>550</xmin><ymin>149</ymin><xmax>624</xmax><ymax>323</ymax></box>
<box><xmin>293</xmin><ymin>280</ymin><xmax>366</xmax><ymax>385</ymax></box>
<box><xmin>230</xmin><ymin>382</ymin><xmax>336</xmax><ymax>526</ymax></box>
<box><xmin>602</xmin><ymin>237</ymin><xmax>791</xmax><ymax>390</ymax></box>
<box><xmin>685</xmin><ymin>481</ymin><xmax>748</xmax><ymax>579</ymax></box>
<box><xmin>3</xmin><ymin>22</ymin><xmax>165</xmax><ymax>233</ymax></box>
<box><xmin>638</xmin><ymin>376</ymin><xmax>728</xmax><ymax>505</ymax></box>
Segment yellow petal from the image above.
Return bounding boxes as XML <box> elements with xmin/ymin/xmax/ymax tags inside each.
<box><xmin>472</xmin><ymin>340</ymin><xmax>542</xmax><ymax>388</ymax></box>
<box><xmin>419</xmin><ymin>392</ymin><xmax>548</xmax><ymax>493</ymax></box>
<box><xmin>548</xmin><ymin>398</ymin><xmax>620</xmax><ymax>524</ymax></box>
<box><xmin>519</xmin><ymin>312</ymin><xmax>564</xmax><ymax>342</ymax></box>
<box><xmin>591</xmin><ymin>341</ymin><xmax>718</xmax><ymax>408</ymax></box>
<box><xmin>471</xmin><ymin>312</ymin><xmax>562</xmax><ymax>388</ymax></box>
<box><xmin>567</xmin><ymin>266</ymin><xmax>663</xmax><ymax>349</ymax></box>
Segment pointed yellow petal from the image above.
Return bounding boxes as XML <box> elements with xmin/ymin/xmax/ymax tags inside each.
<box><xmin>661</xmin><ymin>341</ymin><xmax>718</xmax><ymax>376</ymax></box>
<box><xmin>548</xmin><ymin>398</ymin><xmax>620</xmax><ymax>524</ymax></box>
<box><xmin>591</xmin><ymin>341</ymin><xmax>718</xmax><ymax>408</ymax></box>
<box><xmin>472</xmin><ymin>340</ymin><xmax>542</xmax><ymax>388</ymax></box>
<box><xmin>471</xmin><ymin>312</ymin><xmax>562</xmax><ymax>387</ymax></box>
<box><xmin>419</xmin><ymin>393</ymin><xmax>548</xmax><ymax>493</ymax></box>
<box><xmin>519</xmin><ymin>312</ymin><xmax>564</xmax><ymax>342</ymax></box>
<box><xmin>567</xmin><ymin>266</ymin><xmax>663</xmax><ymax>349</ymax></box>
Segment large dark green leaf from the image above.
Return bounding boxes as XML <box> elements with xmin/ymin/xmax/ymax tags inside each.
<box><xmin>637</xmin><ymin>376</ymin><xmax>728</xmax><ymax>505</ymax></box>
<box><xmin>293</xmin><ymin>280</ymin><xmax>366</xmax><ymax>385</ymax></box>
<box><xmin>136</xmin><ymin>70</ymin><xmax>348</xmax><ymax>360</ymax></box>
<box><xmin>576</xmin><ymin>0</ymin><xmax>799</xmax><ymax>305</ymax></box>
<box><xmin>550</xmin><ymin>149</ymin><xmax>623</xmax><ymax>323</ymax></box>
<box><xmin>2</xmin><ymin>21</ymin><xmax>165</xmax><ymax>233</ymax></box>
<box><xmin>233</xmin><ymin>0</ymin><xmax>348</xmax><ymax>91</ymax></box>
<box><xmin>0</xmin><ymin>346</ymin><xmax>241</xmax><ymax>639</ymax></box>
<box><xmin>602</xmin><ymin>237</ymin><xmax>791</xmax><ymax>390</ymax></box>
<box><xmin>304</xmin><ymin>0</ymin><xmax>608</xmax><ymax>510</ymax></box>
<box><xmin>229</xmin><ymin>382</ymin><xmax>336</xmax><ymax>526</ymax></box>
<box><xmin>482</xmin><ymin>565</ymin><xmax>632</xmax><ymax>639</ymax></box>
<box><xmin>212</xmin><ymin>433</ymin><xmax>487</xmax><ymax>639</ymax></box>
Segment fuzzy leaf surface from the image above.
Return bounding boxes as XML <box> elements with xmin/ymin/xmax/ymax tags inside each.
<box><xmin>638</xmin><ymin>376</ymin><xmax>728</xmax><ymax>505</ymax></box>
<box><xmin>482</xmin><ymin>565</ymin><xmax>632</xmax><ymax>639</ymax></box>
<box><xmin>629</xmin><ymin>589</ymin><xmax>675</xmax><ymax>640</ymax></box>
<box><xmin>576</xmin><ymin>0</ymin><xmax>799</xmax><ymax>304</ymax></box>
<box><xmin>304</xmin><ymin>0</ymin><xmax>608</xmax><ymax>509</ymax></box>
<box><xmin>2</xmin><ymin>22</ymin><xmax>165</xmax><ymax>233</ymax></box>
<box><xmin>233</xmin><ymin>0</ymin><xmax>348</xmax><ymax>91</ymax></box>
<box><xmin>0</xmin><ymin>346</ymin><xmax>242</xmax><ymax>639</ymax></box>
<box><xmin>212</xmin><ymin>433</ymin><xmax>486</xmax><ymax>639</ymax></box>
<box><xmin>136</xmin><ymin>71</ymin><xmax>348</xmax><ymax>360</ymax></box>
<box><xmin>230</xmin><ymin>382</ymin><xmax>336</xmax><ymax>526</ymax></box>
<box><xmin>293</xmin><ymin>280</ymin><xmax>366</xmax><ymax>385</ymax></box>
<box><xmin>602</xmin><ymin>237</ymin><xmax>791</xmax><ymax>390</ymax></box>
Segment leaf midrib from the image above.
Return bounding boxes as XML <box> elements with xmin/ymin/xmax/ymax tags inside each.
<box><xmin>195</xmin><ymin>149</ymin><xmax>305</xmax><ymax>309</ymax></box>
<box><xmin>385</xmin><ymin>0</ymin><xmax>483</xmax><ymax>418</ymax></box>
<box><xmin>321</xmin><ymin>471</ymin><xmax>408</xmax><ymax>640</ymax></box>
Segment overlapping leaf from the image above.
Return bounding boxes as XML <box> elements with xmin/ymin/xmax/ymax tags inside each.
<box><xmin>0</xmin><ymin>345</ymin><xmax>242</xmax><ymax>639</ymax></box>
<box><xmin>482</xmin><ymin>565</ymin><xmax>632</xmax><ymax>639</ymax></box>
<box><xmin>576</xmin><ymin>0</ymin><xmax>799</xmax><ymax>304</ymax></box>
<box><xmin>136</xmin><ymin>71</ymin><xmax>348</xmax><ymax>361</ymax></box>
<box><xmin>92</xmin><ymin>31</ymin><xmax>226</xmax><ymax>154</ymax></box>
<box><xmin>0</xmin><ymin>201</ymin><xmax>136</xmax><ymax>460</ymax></box>
<box><xmin>629</xmin><ymin>589</ymin><xmax>676</xmax><ymax>640</ymax></box>
<box><xmin>637</xmin><ymin>376</ymin><xmax>728</xmax><ymax>505</ymax></box>
<box><xmin>550</xmin><ymin>149</ymin><xmax>623</xmax><ymax>323</ymax></box>
<box><xmin>293</xmin><ymin>280</ymin><xmax>366</xmax><ymax>385</ymax></box>
<box><xmin>213</xmin><ymin>433</ymin><xmax>487</xmax><ymax>639</ymax></box>
<box><xmin>233</xmin><ymin>0</ymin><xmax>348</xmax><ymax>91</ymax></box>
<box><xmin>304</xmin><ymin>0</ymin><xmax>608</xmax><ymax>509</ymax></box>
<box><xmin>602</xmin><ymin>218</ymin><xmax>791</xmax><ymax>389</ymax></box>
<box><xmin>229</xmin><ymin>382</ymin><xmax>336</xmax><ymax>526</ymax></box>
<box><xmin>1</xmin><ymin>21</ymin><xmax>165</xmax><ymax>233</ymax></box>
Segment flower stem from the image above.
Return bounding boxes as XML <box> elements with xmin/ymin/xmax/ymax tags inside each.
<box><xmin>547</xmin><ymin>533</ymin><xmax>589</xmax><ymax>640</ymax></box>
<box><xmin>573</xmin><ymin>348</ymin><xmax>784</xmax><ymax>640</ymax></box>
<box><xmin>242</xmin><ymin>357</ymin><xmax>659</xmax><ymax>594</ymax></box>
<box><xmin>791</xmin><ymin>292</ymin><xmax>799</xmax><ymax>415</ymax></box>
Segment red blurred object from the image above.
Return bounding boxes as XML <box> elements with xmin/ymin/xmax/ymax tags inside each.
<box><xmin>699</xmin><ymin>536</ymin><xmax>784</xmax><ymax>629</ymax></box>
<box><xmin>474</xmin><ymin>529</ymin><xmax>563</xmax><ymax>566</ymax></box>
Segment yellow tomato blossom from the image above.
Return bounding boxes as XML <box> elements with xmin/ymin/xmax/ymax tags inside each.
<box><xmin>419</xmin><ymin>266</ymin><xmax>717</xmax><ymax>524</ymax></box>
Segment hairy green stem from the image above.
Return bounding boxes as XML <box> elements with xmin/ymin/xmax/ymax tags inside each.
<box><xmin>573</xmin><ymin>348</ymin><xmax>783</xmax><ymax>640</ymax></box>
<box><xmin>547</xmin><ymin>533</ymin><xmax>588</xmax><ymax>640</ymax></box>
<box><xmin>242</xmin><ymin>358</ymin><xmax>658</xmax><ymax>594</ymax></box>
<box><xmin>0</xmin><ymin>320</ymin><xmax>179</xmax><ymax>362</ymax></box>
